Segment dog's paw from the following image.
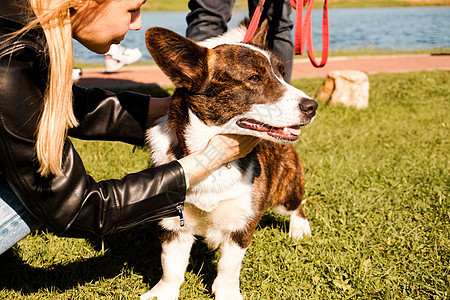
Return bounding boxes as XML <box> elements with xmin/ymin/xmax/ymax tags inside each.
<box><xmin>140</xmin><ymin>282</ymin><xmax>180</xmax><ymax>300</ymax></box>
<box><xmin>213</xmin><ymin>289</ymin><xmax>243</xmax><ymax>300</ymax></box>
<box><xmin>212</xmin><ymin>281</ymin><xmax>243</xmax><ymax>300</ymax></box>
<box><xmin>140</xmin><ymin>291</ymin><xmax>177</xmax><ymax>300</ymax></box>
<box><xmin>140</xmin><ymin>292</ymin><xmax>157</xmax><ymax>300</ymax></box>
<box><xmin>289</xmin><ymin>215</ymin><xmax>312</xmax><ymax>239</ymax></box>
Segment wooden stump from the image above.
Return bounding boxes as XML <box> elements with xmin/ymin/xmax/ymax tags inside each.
<box><xmin>317</xmin><ymin>70</ymin><xmax>369</xmax><ymax>109</ymax></box>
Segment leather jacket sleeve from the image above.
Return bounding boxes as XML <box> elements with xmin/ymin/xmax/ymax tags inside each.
<box><xmin>0</xmin><ymin>26</ymin><xmax>186</xmax><ymax>238</ymax></box>
<box><xmin>69</xmin><ymin>85</ymin><xmax>150</xmax><ymax>146</ymax></box>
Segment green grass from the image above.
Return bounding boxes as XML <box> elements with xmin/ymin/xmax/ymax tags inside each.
<box><xmin>141</xmin><ymin>0</ymin><xmax>449</xmax><ymax>11</ymax></box>
<box><xmin>319</xmin><ymin>48</ymin><xmax>450</xmax><ymax>57</ymax></box>
<box><xmin>0</xmin><ymin>70</ymin><xmax>448</xmax><ymax>299</ymax></box>
<box><xmin>320</xmin><ymin>0</ymin><xmax>449</xmax><ymax>9</ymax></box>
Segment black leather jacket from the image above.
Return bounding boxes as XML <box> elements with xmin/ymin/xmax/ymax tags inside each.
<box><xmin>0</xmin><ymin>0</ymin><xmax>185</xmax><ymax>238</ymax></box>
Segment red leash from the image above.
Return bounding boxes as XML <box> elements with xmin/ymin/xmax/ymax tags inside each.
<box><xmin>291</xmin><ymin>0</ymin><xmax>329</xmax><ymax>67</ymax></box>
<box><xmin>243</xmin><ymin>0</ymin><xmax>329</xmax><ymax>68</ymax></box>
<box><xmin>243</xmin><ymin>0</ymin><xmax>266</xmax><ymax>43</ymax></box>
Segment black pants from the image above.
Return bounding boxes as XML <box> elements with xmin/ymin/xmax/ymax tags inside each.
<box><xmin>186</xmin><ymin>0</ymin><xmax>294</xmax><ymax>82</ymax></box>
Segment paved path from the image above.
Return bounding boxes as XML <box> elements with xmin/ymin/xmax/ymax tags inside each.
<box><xmin>76</xmin><ymin>54</ymin><xmax>450</xmax><ymax>88</ymax></box>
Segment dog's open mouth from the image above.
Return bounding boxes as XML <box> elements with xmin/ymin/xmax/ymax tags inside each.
<box><xmin>237</xmin><ymin>119</ymin><xmax>303</xmax><ymax>141</ymax></box>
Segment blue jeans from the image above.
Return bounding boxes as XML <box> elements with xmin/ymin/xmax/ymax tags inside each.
<box><xmin>186</xmin><ymin>0</ymin><xmax>294</xmax><ymax>82</ymax></box>
<box><xmin>0</xmin><ymin>179</ymin><xmax>41</xmax><ymax>255</ymax></box>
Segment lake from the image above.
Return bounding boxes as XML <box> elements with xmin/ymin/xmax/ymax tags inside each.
<box><xmin>73</xmin><ymin>6</ymin><xmax>450</xmax><ymax>63</ymax></box>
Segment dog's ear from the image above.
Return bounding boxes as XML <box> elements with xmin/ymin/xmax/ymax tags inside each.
<box><xmin>145</xmin><ymin>27</ymin><xmax>208</xmax><ymax>91</ymax></box>
<box><xmin>247</xmin><ymin>19</ymin><xmax>268</xmax><ymax>47</ymax></box>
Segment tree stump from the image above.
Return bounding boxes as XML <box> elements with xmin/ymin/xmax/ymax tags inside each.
<box><xmin>317</xmin><ymin>70</ymin><xmax>369</xmax><ymax>109</ymax></box>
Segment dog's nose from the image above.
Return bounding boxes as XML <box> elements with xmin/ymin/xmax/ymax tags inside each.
<box><xmin>299</xmin><ymin>98</ymin><xmax>318</xmax><ymax>118</ymax></box>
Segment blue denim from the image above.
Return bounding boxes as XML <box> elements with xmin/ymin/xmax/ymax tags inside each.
<box><xmin>186</xmin><ymin>0</ymin><xmax>294</xmax><ymax>82</ymax></box>
<box><xmin>0</xmin><ymin>179</ymin><xmax>41</xmax><ymax>255</ymax></box>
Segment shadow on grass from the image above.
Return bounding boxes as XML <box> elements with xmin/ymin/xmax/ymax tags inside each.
<box><xmin>0</xmin><ymin>213</ymin><xmax>287</xmax><ymax>295</ymax></box>
<box><xmin>0</xmin><ymin>223</ymin><xmax>161</xmax><ymax>294</ymax></box>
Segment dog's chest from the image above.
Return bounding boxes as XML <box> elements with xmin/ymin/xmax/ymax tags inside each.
<box><xmin>147</xmin><ymin>117</ymin><xmax>258</xmax><ymax>245</ymax></box>
<box><xmin>146</xmin><ymin>116</ymin><xmax>256</xmax><ymax>212</ymax></box>
<box><xmin>160</xmin><ymin>190</ymin><xmax>255</xmax><ymax>249</ymax></box>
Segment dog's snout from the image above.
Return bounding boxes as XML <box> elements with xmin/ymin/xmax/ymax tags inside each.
<box><xmin>299</xmin><ymin>98</ymin><xmax>318</xmax><ymax>118</ymax></box>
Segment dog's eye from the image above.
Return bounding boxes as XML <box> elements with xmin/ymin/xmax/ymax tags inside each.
<box><xmin>248</xmin><ymin>74</ymin><xmax>262</xmax><ymax>82</ymax></box>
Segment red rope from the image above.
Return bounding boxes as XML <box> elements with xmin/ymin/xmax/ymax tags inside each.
<box><xmin>290</xmin><ymin>0</ymin><xmax>329</xmax><ymax>67</ymax></box>
<box><xmin>243</xmin><ymin>0</ymin><xmax>329</xmax><ymax>68</ymax></box>
<box><xmin>243</xmin><ymin>0</ymin><xmax>266</xmax><ymax>43</ymax></box>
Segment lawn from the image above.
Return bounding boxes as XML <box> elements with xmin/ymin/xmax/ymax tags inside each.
<box><xmin>0</xmin><ymin>70</ymin><xmax>448</xmax><ymax>299</ymax></box>
<box><xmin>142</xmin><ymin>0</ymin><xmax>449</xmax><ymax>11</ymax></box>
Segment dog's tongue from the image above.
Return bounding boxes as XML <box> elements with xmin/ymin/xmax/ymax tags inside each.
<box><xmin>237</xmin><ymin>119</ymin><xmax>302</xmax><ymax>141</ymax></box>
<box><xmin>284</xmin><ymin>126</ymin><xmax>302</xmax><ymax>136</ymax></box>
<box><xmin>267</xmin><ymin>126</ymin><xmax>301</xmax><ymax>141</ymax></box>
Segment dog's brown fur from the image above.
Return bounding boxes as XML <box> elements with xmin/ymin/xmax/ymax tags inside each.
<box><xmin>141</xmin><ymin>23</ymin><xmax>316</xmax><ymax>300</ymax></box>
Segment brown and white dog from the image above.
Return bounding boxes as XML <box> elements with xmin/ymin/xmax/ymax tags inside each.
<box><xmin>141</xmin><ymin>22</ymin><xmax>317</xmax><ymax>300</ymax></box>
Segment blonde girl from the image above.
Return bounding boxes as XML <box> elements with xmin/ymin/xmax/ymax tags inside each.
<box><xmin>0</xmin><ymin>0</ymin><xmax>258</xmax><ymax>254</ymax></box>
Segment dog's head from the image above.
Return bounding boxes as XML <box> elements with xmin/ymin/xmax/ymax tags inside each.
<box><xmin>145</xmin><ymin>23</ymin><xmax>317</xmax><ymax>143</ymax></box>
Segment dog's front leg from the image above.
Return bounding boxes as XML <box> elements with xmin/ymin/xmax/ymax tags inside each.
<box><xmin>212</xmin><ymin>238</ymin><xmax>247</xmax><ymax>300</ymax></box>
<box><xmin>141</xmin><ymin>232</ymin><xmax>194</xmax><ymax>300</ymax></box>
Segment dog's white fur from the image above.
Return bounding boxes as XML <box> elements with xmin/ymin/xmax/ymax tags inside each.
<box><xmin>141</xmin><ymin>25</ymin><xmax>313</xmax><ymax>300</ymax></box>
<box><xmin>146</xmin><ymin>42</ymin><xmax>313</xmax><ymax>212</ymax></box>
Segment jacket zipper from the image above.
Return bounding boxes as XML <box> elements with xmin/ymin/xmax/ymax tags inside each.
<box><xmin>177</xmin><ymin>204</ymin><xmax>185</xmax><ymax>227</ymax></box>
<box><xmin>117</xmin><ymin>202</ymin><xmax>185</xmax><ymax>230</ymax></box>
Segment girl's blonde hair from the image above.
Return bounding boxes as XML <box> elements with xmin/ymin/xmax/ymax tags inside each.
<box><xmin>19</xmin><ymin>0</ymin><xmax>81</xmax><ymax>177</ymax></box>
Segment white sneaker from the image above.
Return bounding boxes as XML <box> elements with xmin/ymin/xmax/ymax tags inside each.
<box><xmin>104</xmin><ymin>44</ymin><xmax>142</xmax><ymax>73</ymax></box>
<box><xmin>72</xmin><ymin>68</ymin><xmax>82</xmax><ymax>81</ymax></box>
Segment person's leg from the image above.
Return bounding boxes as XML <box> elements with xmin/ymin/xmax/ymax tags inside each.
<box><xmin>0</xmin><ymin>179</ymin><xmax>42</xmax><ymax>255</ymax></box>
<box><xmin>249</xmin><ymin>0</ymin><xmax>294</xmax><ymax>82</ymax></box>
<box><xmin>186</xmin><ymin>0</ymin><xmax>235</xmax><ymax>41</ymax></box>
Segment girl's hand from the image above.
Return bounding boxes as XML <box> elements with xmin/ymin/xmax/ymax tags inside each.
<box><xmin>206</xmin><ymin>134</ymin><xmax>260</xmax><ymax>164</ymax></box>
<box><xmin>178</xmin><ymin>134</ymin><xmax>260</xmax><ymax>187</ymax></box>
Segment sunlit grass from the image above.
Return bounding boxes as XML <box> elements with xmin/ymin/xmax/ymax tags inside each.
<box><xmin>0</xmin><ymin>70</ymin><xmax>448</xmax><ymax>299</ymax></box>
<box><xmin>140</xmin><ymin>0</ymin><xmax>449</xmax><ymax>11</ymax></box>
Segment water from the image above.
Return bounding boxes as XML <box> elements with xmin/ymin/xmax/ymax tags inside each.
<box><xmin>328</xmin><ymin>7</ymin><xmax>450</xmax><ymax>52</ymax></box>
<box><xmin>73</xmin><ymin>6</ymin><xmax>450</xmax><ymax>63</ymax></box>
